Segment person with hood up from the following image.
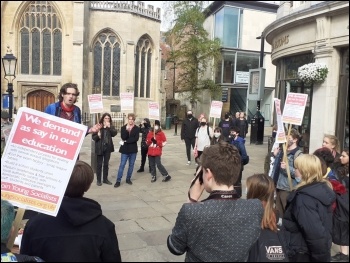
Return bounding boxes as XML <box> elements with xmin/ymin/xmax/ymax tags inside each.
<box><xmin>282</xmin><ymin>154</ymin><xmax>335</xmax><ymax>262</ymax></box>
<box><xmin>228</xmin><ymin>126</ymin><xmax>249</xmax><ymax>198</ymax></box>
<box><xmin>20</xmin><ymin>160</ymin><xmax>122</xmax><ymax>262</ymax></box>
<box><xmin>137</xmin><ymin>118</ymin><xmax>151</xmax><ymax>173</ymax></box>
<box><xmin>146</xmin><ymin>120</ymin><xmax>171</xmax><ymax>183</ymax></box>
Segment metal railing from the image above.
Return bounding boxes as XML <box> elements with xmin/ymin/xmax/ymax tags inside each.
<box><xmin>83</xmin><ymin>112</ymin><xmax>126</xmax><ymax>131</ymax></box>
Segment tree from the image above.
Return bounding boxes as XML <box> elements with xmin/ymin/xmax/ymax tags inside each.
<box><xmin>163</xmin><ymin>1</ymin><xmax>222</xmax><ymax>108</ymax></box>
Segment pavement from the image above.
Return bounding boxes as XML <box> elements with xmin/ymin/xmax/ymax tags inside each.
<box><xmin>78</xmin><ymin>125</ymin><xmax>338</xmax><ymax>262</ymax></box>
<box><xmin>77</xmin><ymin>125</ymin><xmax>272</xmax><ymax>262</ymax></box>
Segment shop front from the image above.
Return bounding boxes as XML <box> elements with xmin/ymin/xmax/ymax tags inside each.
<box><xmin>264</xmin><ymin>1</ymin><xmax>349</xmax><ymax>153</ymax></box>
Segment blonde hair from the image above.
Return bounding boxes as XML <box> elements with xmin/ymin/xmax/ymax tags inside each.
<box><xmin>294</xmin><ymin>154</ymin><xmax>332</xmax><ymax>189</ymax></box>
<box><xmin>323</xmin><ymin>134</ymin><xmax>340</xmax><ymax>153</ymax></box>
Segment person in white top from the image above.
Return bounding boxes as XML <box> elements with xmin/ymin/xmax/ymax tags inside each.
<box><xmin>194</xmin><ymin>117</ymin><xmax>213</xmax><ymax>160</ymax></box>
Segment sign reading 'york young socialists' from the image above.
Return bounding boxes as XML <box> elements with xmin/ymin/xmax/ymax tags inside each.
<box><xmin>1</xmin><ymin>107</ymin><xmax>86</xmax><ymax>217</ymax></box>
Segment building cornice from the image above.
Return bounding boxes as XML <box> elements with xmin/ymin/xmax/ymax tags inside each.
<box><xmin>264</xmin><ymin>1</ymin><xmax>349</xmax><ymax>44</ymax></box>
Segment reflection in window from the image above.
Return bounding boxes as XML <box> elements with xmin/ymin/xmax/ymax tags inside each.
<box><xmin>19</xmin><ymin>1</ymin><xmax>62</xmax><ymax>75</ymax></box>
<box><xmin>285</xmin><ymin>53</ymin><xmax>314</xmax><ymax>79</ymax></box>
<box><xmin>236</xmin><ymin>53</ymin><xmax>259</xmax><ymax>83</ymax></box>
<box><xmin>214</xmin><ymin>6</ymin><xmax>241</xmax><ymax>48</ymax></box>
<box><xmin>135</xmin><ymin>37</ymin><xmax>153</xmax><ymax>98</ymax></box>
<box><xmin>93</xmin><ymin>31</ymin><xmax>121</xmax><ymax>96</ymax></box>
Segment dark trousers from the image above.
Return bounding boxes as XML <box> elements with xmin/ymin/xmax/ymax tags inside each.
<box><xmin>184</xmin><ymin>138</ymin><xmax>196</xmax><ymax>162</ymax></box>
<box><xmin>234</xmin><ymin>168</ymin><xmax>243</xmax><ymax>198</ymax></box>
<box><xmin>96</xmin><ymin>151</ymin><xmax>111</xmax><ymax>182</ymax></box>
<box><xmin>149</xmin><ymin>156</ymin><xmax>168</xmax><ymax>177</ymax></box>
<box><xmin>139</xmin><ymin>147</ymin><xmax>150</xmax><ymax>170</ymax></box>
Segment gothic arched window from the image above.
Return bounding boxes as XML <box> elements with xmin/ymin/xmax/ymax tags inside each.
<box><xmin>93</xmin><ymin>31</ymin><xmax>120</xmax><ymax>96</ymax></box>
<box><xmin>19</xmin><ymin>1</ymin><xmax>62</xmax><ymax>75</ymax></box>
<box><xmin>134</xmin><ymin>37</ymin><xmax>152</xmax><ymax>98</ymax></box>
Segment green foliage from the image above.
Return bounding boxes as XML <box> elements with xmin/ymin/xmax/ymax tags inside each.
<box><xmin>165</xmin><ymin>1</ymin><xmax>222</xmax><ymax>106</ymax></box>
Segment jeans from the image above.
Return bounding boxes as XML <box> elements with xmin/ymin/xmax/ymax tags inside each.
<box><xmin>116</xmin><ymin>153</ymin><xmax>137</xmax><ymax>182</ymax></box>
<box><xmin>184</xmin><ymin>138</ymin><xmax>196</xmax><ymax>162</ymax></box>
<box><xmin>96</xmin><ymin>151</ymin><xmax>111</xmax><ymax>182</ymax></box>
<box><xmin>148</xmin><ymin>156</ymin><xmax>168</xmax><ymax>177</ymax></box>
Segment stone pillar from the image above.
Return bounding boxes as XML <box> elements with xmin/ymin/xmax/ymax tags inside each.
<box><xmin>72</xmin><ymin>1</ymin><xmax>85</xmax><ymax>110</ymax></box>
<box><xmin>308</xmin><ymin>16</ymin><xmax>340</xmax><ymax>153</ymax></box>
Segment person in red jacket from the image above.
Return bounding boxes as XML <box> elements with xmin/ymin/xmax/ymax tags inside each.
<box><xmin>146</xmin><ymin>120</ymin><xmax>171</xmax><ymax>183</ymax></box>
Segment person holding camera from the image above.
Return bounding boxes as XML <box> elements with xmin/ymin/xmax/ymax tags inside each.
<box><xmin>92</xmin><ymin>113</ymin><xmax>118</xmax><ymax>186</ymax></box>
<box><xmin>168</xmin><ymin>142</ymin><xmax>263</xmax><ymax>261</ymax></box>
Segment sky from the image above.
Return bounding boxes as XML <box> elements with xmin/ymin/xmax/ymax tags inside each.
<box><xmin>144</xmin><ymin>1</ymin><xmax>280</xmax><ymax>31</ymax></box>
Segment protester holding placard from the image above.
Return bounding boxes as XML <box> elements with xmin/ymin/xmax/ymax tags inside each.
<box><xmin>20</xmin><ymin>161</ymin><xmax>122</xmax><ymax>262</ymax></box>
<box><xmin>114</xmin><ymin>113</ymin><xmax>140</xmax><ymax>188</ymax></box>
<box><xmin>271</xmin><ymin>129</ymin><xmax>302</xmax><ymax>218</ymax></box>
<box><xmin>44</xmin><ymin>83</ymin><xmax>101</xmax><ymax>134</ymax></box>
<box><xmin>1</xmin><ymin>199</ymin><xmax>44</xmax><ymax>262</ymax></box>
<box><xmin>92</xmin><ymin>113</ymin><xmax>118</xmax><ymax>186</ymax></box>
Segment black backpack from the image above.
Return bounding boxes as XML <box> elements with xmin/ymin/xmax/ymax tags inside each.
<box><xmin>196</xmin><ymin>126</ymin><xmax>212</xmax><ymax>140</ymax></box>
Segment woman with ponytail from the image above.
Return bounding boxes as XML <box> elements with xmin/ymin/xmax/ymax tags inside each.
<box><xmin>247</xmin><ymin>173</ymin><xmax>289</xmax><ymax>262</ymax></box>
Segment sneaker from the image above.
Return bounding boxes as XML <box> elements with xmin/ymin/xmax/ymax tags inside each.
<box><xmin>114</xmin><ymin>182</ymin><xmax>120</xmax><ymax>188</ymax></box>
<box><xmin>162</xmin><ymin>175</ymin><xmax>171</xmax><ymax>182</ymax></box>
<box><xmin>103</xmin><ymin>179</ymin><xmax>112</xmax><ymax>185</ymax></box>
<box><xmin>96</xmin><ymin>181</ymin><xmax>102</xmax><ymax>186</ymax></box>
<box><xmin>186</xmin><ymin>161</ymin><xmax>191</xmax><ymax>165</ymax></box>
<box><xmin>151</xmin><ymin>176</ymin><xmax>157</xmax><ymax>183</ymax></box>
<box><xmin>126</xmin><ymin>179</ymin><xmax>133</xmax><ymax>185</ymax></box>
<box><xmin>331</xmin><ymin>252</ymin><xmax>349</xmax><ymax>262</ymax></box>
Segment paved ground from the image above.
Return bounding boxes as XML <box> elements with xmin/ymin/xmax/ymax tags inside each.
<box><xmin>78</xmin><ymin>125</ymin><xmax>269</xmax><ymax>262</ymax></box>
<box><xmin>79</xmin><ymin>125</ymin><xmax>338</xmax><ymax>262</ymax></box>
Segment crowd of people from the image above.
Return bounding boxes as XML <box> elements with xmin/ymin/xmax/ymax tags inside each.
<box><xmin>1</xmin><ymin>83</ymin><xmax>348</xmax><ymax>262</ymax></box>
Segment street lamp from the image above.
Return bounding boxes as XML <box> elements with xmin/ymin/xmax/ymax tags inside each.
<box><xmin>2</xmin><ymin>46</ymin><xmax>17</xmax><ymax>122</ymax></box>
<box><xmin>256</xmin><ymin>33</ymin><xmax>264</xmax><ymax>111</ymax></box>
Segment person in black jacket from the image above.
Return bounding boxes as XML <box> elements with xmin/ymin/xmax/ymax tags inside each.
<box><xmin>1</xmin><ymin>199</ymin><xmax>44</xmax><ymax>262</ymax></box>
<box><xmin>180</xmin><ymin>110</ymin><xmax>199</xmax><ymax>165</ymax></box>
<box><xmin>137</xmin><ymin>118</ymin><xmax>151</xmax><ymax>173</ymax></box>
<box><xmin>92</xmin><ymin>113</ymin><xmax>118</xmax><ymax>186</ymax></box>
<box><xmin>282</xmin><ymin>154</ymin><xmax>335</xmax><ymax>262</ymax></box>
<box><xmin>114</xmin><ymin>113</ymin><xmax>140</xmax><ymax>188</ymax></box>
<box><xmin>20</xmin><ymin>161</ymin><xmax>122</xmax><ymax>262</ymax></box>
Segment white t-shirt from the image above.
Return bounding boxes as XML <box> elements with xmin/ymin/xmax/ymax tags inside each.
<box><xmin>195</xmin><ymin>126</ymin><xmax>213</xmax><ymax>151</ymax></box>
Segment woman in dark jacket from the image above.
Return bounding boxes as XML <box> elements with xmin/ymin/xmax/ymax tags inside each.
<box><xmin>137</xmin><ymin>118</ymin><xmax>151</xmax><ymax>173</ymax></box>
<box><xmin>282</xmin><ymin>154</ymin><xmax>335</xmax><ymax>262</ymax></box>
<box><xmin>20</xmin><ymin>161</ymin><xmax>122</xmax><ymax>262</ymax></box>
<box><xmin>92</xmin><ymin>113</ymin><xmax>118</xmax><ymax>186</ymax></box>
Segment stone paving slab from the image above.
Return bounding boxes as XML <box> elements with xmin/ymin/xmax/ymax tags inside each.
<box><xmin>81</xmin><ymin>125</ymin><xmax>338</xmax><ymax>261</ymax></box>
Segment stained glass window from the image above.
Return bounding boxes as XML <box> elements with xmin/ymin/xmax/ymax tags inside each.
<box><xmin>19</xmin><ymin>1</ymin><xmax>62</xmax><ymax>75</ymax></box>
<box><xmin>93</xmin><ymin>31</ymin><xmax>121</xmax><ymax>96</ymax></box>
<box><xmin>135</xmin><ymin>37</ymin><xmax>153</xmax><ymax>98</ymax></box>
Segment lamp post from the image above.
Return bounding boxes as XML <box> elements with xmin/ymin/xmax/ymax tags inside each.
<box><xmin>256</xmin><ymin>33</ymin><xmax>264</xmax><ymax>111</ymax></box>
<box><xmin>2</xmin><ymin>46</ymin><xmax>17</xmax><ymax>122</ymax></box>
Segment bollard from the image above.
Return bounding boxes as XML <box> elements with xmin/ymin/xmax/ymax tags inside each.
<box><xmin>174</xmin><ymin>122</ymin><xmax>178</xmax><ymax>136</ymax></box>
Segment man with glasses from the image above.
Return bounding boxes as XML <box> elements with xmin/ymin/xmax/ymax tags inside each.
<box><xmin>114</xmin><ymin>113</ymin><xmax>140</xmax><ymax>188</ymax></box>
<box><xmin>44</xmin><ymin>82</ymin><xmax>101</xmax><ymax>134</ymax></box>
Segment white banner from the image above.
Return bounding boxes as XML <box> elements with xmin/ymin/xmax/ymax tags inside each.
<box><xmin>120</xmin><ymin>92</ymin><xmax>134</xmax><ymax>112</ymax></box>
<box><xmin>148</xmin><ymin>102</ymin><xmax>160</xmax><ymax>120</ymax></box>
<box><xmin>88</xmin><ymin>94</ymin><xmax>103</xmax><ymax>114</ymax></box>
<box><xmin>1</xmin><ymin>107</ymin><xmax>86</xmax><ymax>216</ymax></box>
<box><xmin>209</xmin><ymin>101</ymin><xmax>223</xmax><ymax>118</ymax></box>
<box><xmin>282</xmin><ymin>93</ymin><xmax>308</xmax><ymax>126</ymax></box>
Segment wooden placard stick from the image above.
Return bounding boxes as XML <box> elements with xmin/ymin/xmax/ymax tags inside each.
<box><xmin>7</xmin><ymin>207</ymin><xmax>25</xmax><ymax>250</ymax></box>
<box><xmin>282</xmin><ymin>124</ymin><xmax>293</xmax><ymax>191</ymax></box>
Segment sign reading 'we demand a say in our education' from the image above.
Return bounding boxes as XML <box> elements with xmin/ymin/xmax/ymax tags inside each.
<box><xmin>1</xmin><ymin>107</ymin><xmax>87</xmax><ymax>217</ymax></box>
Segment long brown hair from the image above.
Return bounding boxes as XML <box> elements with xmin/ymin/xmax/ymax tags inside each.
<box><xmin>246</xmin><ymin>173</ymin><xmax>277</xmax><ymax>232</ymax></box>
